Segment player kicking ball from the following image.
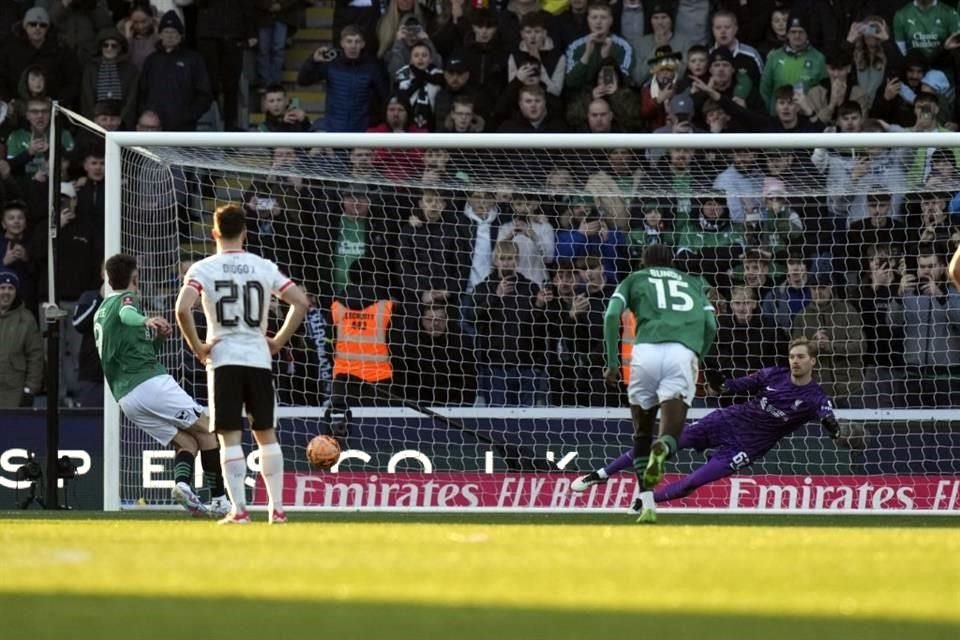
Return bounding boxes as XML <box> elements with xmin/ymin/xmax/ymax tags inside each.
<box><xmin>574</xmin><ymin>338</ymin><xmax>845</xmax><ymax>518</ymax></box>
<box><xmin>602</xmin><ymin>244</ymin><xmax>717</xmax><ymax>523</ymax></box>
<box><xmin>95</xmin><ymin>254</ymin><xmax>230</xmax><ymax>517</ymax></box>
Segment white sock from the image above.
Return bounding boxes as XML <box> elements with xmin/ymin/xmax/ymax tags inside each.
<box><xmin>640</xmin><ymin>491</ymin><xmax>655</xmax><ymax>510</ymax></box>
<box><xmin>259</xmin><ymin>442</ymin><xmax>284</xmax><ymax>513</ymax></box>
<box><xmin>220</xmin><ymin>445</ymin><xmax>247</xmax><ymax>513</ymax></box>
<box><xmin>596</xmin><ymin>469</ymin><xmax>609</xmax><ymax>480</ymax></box>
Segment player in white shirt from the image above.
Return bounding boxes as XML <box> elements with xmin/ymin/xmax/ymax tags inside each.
<box><xmin>175</xmin><ymin>204</ymin><xmax>310</xmax><ymax>524</ymax></box>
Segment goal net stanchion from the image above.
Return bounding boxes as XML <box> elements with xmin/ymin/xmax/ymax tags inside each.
<box><xmin>103</xmin><ymin>131</ymin><xmax>960</xmax><ymax>514</ymax></box>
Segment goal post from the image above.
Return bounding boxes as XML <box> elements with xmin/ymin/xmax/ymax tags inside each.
<box><xmin>103</xmin><ymin>131</ymin><xmax>960</xmax><ymax>514</ymax></box>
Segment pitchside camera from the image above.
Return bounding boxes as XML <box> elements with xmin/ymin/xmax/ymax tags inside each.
<box><xmin>15</xmin><ymin>453</ymin><xmax>44</xmax><ymax>510</ymax></box>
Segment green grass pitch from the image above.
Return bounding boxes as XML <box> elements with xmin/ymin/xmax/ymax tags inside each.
<box><xmin>1</xmin><ymin>511</ymin><xmax>957</xmax><ymax>640</ymax></box>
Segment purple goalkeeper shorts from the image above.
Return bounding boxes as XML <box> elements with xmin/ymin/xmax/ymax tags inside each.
<box><xmin>682</xmin><ymin>412</ymin><xmax>753</xmax><ymax>472</ymax></box>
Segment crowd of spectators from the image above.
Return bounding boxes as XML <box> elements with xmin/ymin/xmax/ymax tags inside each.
<box><xmin>1</xmin><ymin>1</ymin><xmax>960</xmax><ymax>409</ymax></box>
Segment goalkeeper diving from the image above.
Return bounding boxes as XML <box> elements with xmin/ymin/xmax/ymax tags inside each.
<box><xmin>575</xmin><ymin>337</ymin><xmax>848</xmax><ymax>512</ymax></box>
<box><xmin>94</xmin><ymin>254</ymin><xmax>229</xmax><ymax>517</ymax></box>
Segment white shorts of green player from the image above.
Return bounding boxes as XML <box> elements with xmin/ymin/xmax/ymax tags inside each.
<box><xmin>119</xmin><ymin>374</ymin><xmax>229</xmax><ymax>518</ymax></box>
<box><xmin>626</xmin><ymin>343</ymin><xmax>699</xmax><ymax>410</ymax></box>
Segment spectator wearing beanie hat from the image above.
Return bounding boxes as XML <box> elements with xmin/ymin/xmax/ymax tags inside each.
<box><xmin>759</xmin><ymin>12</ymin><xmax>826</xmax><ymax>113</ymax></box>
<box><xmin>0</xmin><ymin>267</ymin><xmax>43</xmax><ymax>408</ymax></box>
<box><xmin>81</xmin><ymin>27</ymin><xmax>140</xmax><ymax>128</ymax></box>
<box><xmin>0</xmin><ymin>7</ymin><xmax>80</xmax><ymax>107</ymax></box>
<box><xmin>366</xmin><ymin>95</ymin><xmax>428</xmax><ymax>181</ymax></box>
<box><xmin>139</xmin><ymin>11</ymin><xmax>213</xmax><ymax>131</ymax></box>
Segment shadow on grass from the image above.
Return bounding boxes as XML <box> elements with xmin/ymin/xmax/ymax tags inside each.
<box><xmin>3</xmin><ymin>510</ymin><xmax>958</xmax><ymax>528</ymax></box>
<box><xmin>4</xmin><ymin>593</ymin><xmax>957</xmax><ymax>640</ymax></box>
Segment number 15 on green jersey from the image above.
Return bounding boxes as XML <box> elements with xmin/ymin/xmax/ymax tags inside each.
<box><xmin>604</xmin><ymin>267</ymin><xmax>717</xmax><ymax>371</ymax></box>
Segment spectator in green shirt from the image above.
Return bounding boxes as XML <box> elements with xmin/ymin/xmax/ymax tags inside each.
<box><xmin>894</xmin><ymin>0</ymin><xmax>960</xmax><ymax>59</ymax></box>
<box><xmin>759</xmin><ymin>12</ymin><xmax>827</xmax><ymax>113</ymax></box>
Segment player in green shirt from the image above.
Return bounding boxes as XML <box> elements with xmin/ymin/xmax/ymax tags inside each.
<box><xmin>603</xmin><ymin>244</ymin><xmax>717</xmax><ymax>522</ymax></box>
<box><xmin>95</xmin><ymin>254</ymin><xmax>229</xmax><ymax>517</ymax></box>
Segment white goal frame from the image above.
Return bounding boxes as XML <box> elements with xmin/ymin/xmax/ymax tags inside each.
<box><xmin>103</xmin><ymin>131</ymin><xmax>960</xmax><ymax>513</ymax></box>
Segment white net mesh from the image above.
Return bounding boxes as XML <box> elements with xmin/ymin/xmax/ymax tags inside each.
<box><xmin>113</xmin><ymin>135</ymin><xmax>960</xmax><ymax>512</ymax></box>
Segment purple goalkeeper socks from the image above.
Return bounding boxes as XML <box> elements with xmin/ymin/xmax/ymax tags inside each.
<box><xmin>603</xmin><ymin>450</ymin><xmax>634</xmax><ymax>477</ymax></box>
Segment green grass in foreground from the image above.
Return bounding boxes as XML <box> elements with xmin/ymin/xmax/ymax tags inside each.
<box><xmin>0</xmin><ymin>512</ymin><xmax>957</xmax><ymax>640</ymax></box>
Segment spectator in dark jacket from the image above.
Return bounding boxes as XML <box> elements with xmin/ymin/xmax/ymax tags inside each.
<box><xmin>47</xmin><ymin>0</ymin><xmax>114</xmax><ymax>68</ymax></box>
<box><xmin>257</xmin><ymin>84</ymin><xmax>312</xmax><ymax>132</ymax></box>
<box><xmin>297</xmin><ymin>25</ymin><xmax>388</xmax><ymax>132</ymax></box>
<box><xmin>80</xmin><ymin>27</ymin><xmax>140</xmax><ymax>128</ymax></box>
<box><xmin>0</xmin><ymin>200</ymin><xmax>42</xmax><ymax>312</ymax></box>
<box><xmin>470</xmin><ymin>239</ymin><xmax>548</xmax><ymax>406</ymax></box>
<box><xmin>433</xmin><ymin>10</ymin><xmax>509</xmax><ymax>109</ymax></box>
<box><xmin>395</xmin><ymin>303</ymin><xmax>476</xmax><ymax>406</ymax></box>
<box><xmin>71</xmin><ymin>283</ymin><xmax>105</xmax><ymax>408</ymax></box>
<box><xmin>0</xmin><ymin>7</ymin><xmax>81</xmax><ymax>107</ymax></box>
<box><xmin>61</xmin><ymin>151</ymin><xmax>104</xmax><ymax>303</ymax></box>
<box><xmin>0</xmin><ymin>268</ymin><xmax>43</xmax><ymax>408</ymax></box>
<box><xmin>706</xmin><ymin>284</ymin><xmax>788</xmax><ymax>404</ymax></box>
<box><xmin>139</xmin><ymin>11</ymin><xmax>213</xmax><ymax>131</ymax></box>
<box><xmin>396</xmin><ymin>188</ymin><xmax>472</xmax><ymax>306</ymax></box>
<box><xmin>498</xmin><ymin>84</ymin><xmax>567</xmax><ymax>132</ymax></box>
<box><xmin>195</xmin><ymin>0</ymin><xmax>257</xmax><ymax>131</ymax></box>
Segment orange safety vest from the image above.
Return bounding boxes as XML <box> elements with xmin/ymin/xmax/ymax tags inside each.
<box><xmin>331</xmin><ymin>299</ymin><xmax>393</xmax><ymax>382</ymax></box>
<box><xmin>621</xmin><ymin>311</ymin><xmax>635</xmax><ymax>384</ymax></box>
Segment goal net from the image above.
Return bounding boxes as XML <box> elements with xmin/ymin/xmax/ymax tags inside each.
<box><xmin>105</xmin><ymin>131</ymin><xmax>960</xmax><ymax>514</ymax></box>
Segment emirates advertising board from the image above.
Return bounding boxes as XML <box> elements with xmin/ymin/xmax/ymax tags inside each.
<box><xmin>1</xmin><ymin>412</ymin><xmax>959</xmax><ymax>513</ymax></box>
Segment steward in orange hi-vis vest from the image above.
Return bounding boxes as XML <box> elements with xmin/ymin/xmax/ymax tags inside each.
<box><xmin>621</xmin><ymin>310</ymin><xmax>635</xmax><ymax>383</ymax></box>
<box><xmin>331</xmin><ymin>299</ymin><xmax>393</xmax><ymax>382</ymax></box>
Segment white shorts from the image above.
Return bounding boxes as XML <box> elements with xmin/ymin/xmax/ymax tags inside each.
<box><xmin>626</xmin><ymin>342</ymin><xmax>699</xmax><ymax>410</ymax></box>
<box><xmin>119</xmin><ymin>374</ymin><xmax>205</xmax><ymax>446</ymax></box>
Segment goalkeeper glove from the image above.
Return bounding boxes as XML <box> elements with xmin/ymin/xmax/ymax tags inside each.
<box><xmin>821</xmin><ymin>415</ymin><xmax>840</xmax><ymax>439</ymax></box>
<box><xmin>704</xmin><ymin>369</ymin><xmax>726</xmax><ymax>394</ymax></box>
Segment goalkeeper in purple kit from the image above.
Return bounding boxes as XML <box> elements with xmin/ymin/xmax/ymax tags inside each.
<box><xmin>575</xmin><ymin>337</ymin><xmax>844</xmax><ymax>512</ymax></box>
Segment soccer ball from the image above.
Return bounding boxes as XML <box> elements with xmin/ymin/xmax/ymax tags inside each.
<box><xmin>306</xmin><ymin>434</ymin><xmax>341</xmax><ymax>469</ymax></box>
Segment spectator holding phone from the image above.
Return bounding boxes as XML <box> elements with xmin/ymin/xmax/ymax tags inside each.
<box><xmin>386</xmin><ymin>15</ymin><xmax>441</xmax><ymax>78</ymax></box>
<box><xmin>376</xmin><ymin>0</ymin><xmax>425</xmax><ymax>60</ymax></box>
<box><xmin>567</xmin><ymin>58</ymin><xmax>640</xmax><ymax>131</ymax></box>
<box><xmin>791</xmin><ymin>274</ymin><xmax>865</xmax><ymax>407</ymax></box>
<box><xmin>298</xmin><ymin>25</ymin><xmax>388</xmax><ymax>132</ymax></box>
<box><xmin>257</xmin><ymin>84</ymin><xmax>311</xmax><ymax>132</ymax></box>
<box><xmin>801</xmin><ymin>49</ymin><xmax>867</xmax><ymax>127</ymax></box>
<box><xmin>845</xmin><ymin>16</ymin><xmax>902</xmax><ymax>110</ymax></box>
<box><xmin>889</xmin><ymin>245</ymin><xmax>960</xmax><ymax>406</ymax></box>
<box><xmin>870</xmin><ymin>49</ymin><xmax>926</xmax><ymax>127</ymax></box>
<box><xmin>639</xmin><ymin>46</ymin><xmax>683</xmax><ymax>131</ymax></box>
<box><xmin>853</xmin><ymin>245</ymin><xmax>906</xmax><ymax>407</ymax></box>
<box><xmin>6</xmin><ymin>98</ymin><xmax>74</xmax><ymax>179</ymax></box>
<box><xmin>497</xmin><ymin>192</ymin><xmax>554</xmax><ymax>286</ymax></box>
<box><xmin>564</xmin><ymin>2</ymin><xmax>633</xmax><ymax>92</ymax></box>
<box><xmin>470</xmin><ymin>240</ymin><xmax>547</xmax><ymax>407</ymax></box>
<box><xmin>507</xmin><ymin>12</ymin><xmax>566</xmax><ymax>104</ymax></box>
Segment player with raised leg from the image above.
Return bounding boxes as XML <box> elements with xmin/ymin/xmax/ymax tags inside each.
<box><xmin>601</xmin><ymin>244</ymin><xmax>717</xmax><ymax>523</ymax></box>
<box><xmin>95</xmin><ymin>254</ymin><xmax>230</xmax><ymax>517</ymax></box>
<box><xmin>575</xmin><ymin>338</ymin><xmax>845</xmax><ymax>510</ymax></box>
<box><xmin>176</xmin><ymin>204</ymin><xmax>310</xmax><ymax>524</ymax></box>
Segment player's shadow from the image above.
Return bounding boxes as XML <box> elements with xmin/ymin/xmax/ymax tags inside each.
<box><xmin>3</xmin><ymin>593</ymin><xmax>957</xmax><ymax>640</ymax></box>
